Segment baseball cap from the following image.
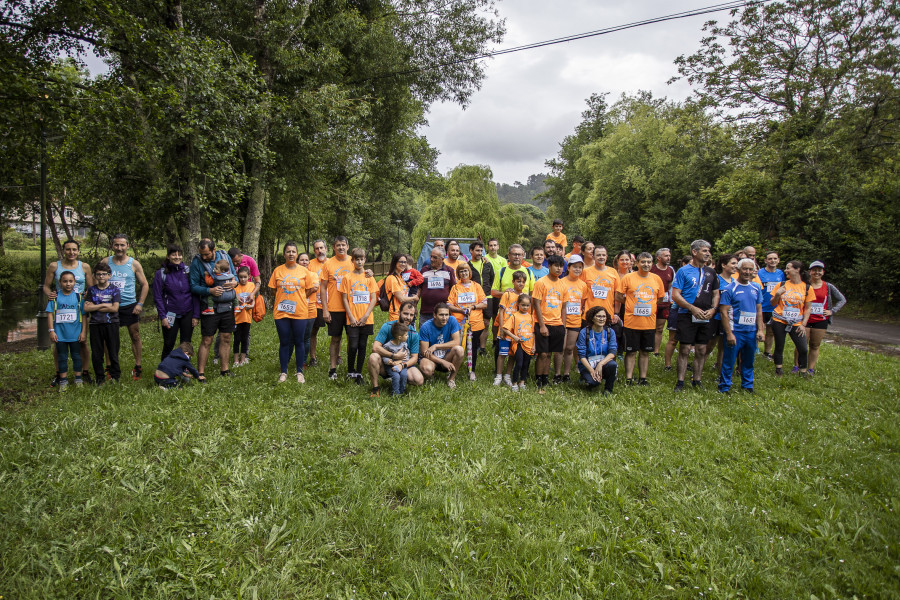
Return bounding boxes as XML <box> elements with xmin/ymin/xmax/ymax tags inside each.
<box><xmin>809</xmin><ymin>260</ymin><xmax>825</xmax><ymax>269</ymax></box>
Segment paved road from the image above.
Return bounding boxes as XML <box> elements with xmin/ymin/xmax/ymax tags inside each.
<box><xmin>830</xmin><ymin>317</ymin><xmax>900</xmax><ymax>346</ymax></box>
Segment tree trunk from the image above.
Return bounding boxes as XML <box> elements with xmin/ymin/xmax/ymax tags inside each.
<box><xmin>55</xmin><ymin>199</ymin><xmax>74</xmax><ymax>240</ymax></box>
<box><xmin>45</xmin><ymin>203</ymin><xmax>63</xmax><ymax>258</ymax></box>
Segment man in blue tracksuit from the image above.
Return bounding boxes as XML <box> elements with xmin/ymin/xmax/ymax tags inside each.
<box><xmin>718</xmin><ymin>258</ymin><xmax>766</xmax><ymax>393</ymax></box>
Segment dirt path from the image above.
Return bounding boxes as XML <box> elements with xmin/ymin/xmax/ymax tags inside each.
<box><xmin>826</xmin><ymin>316</ymin><xmax>900</xmax><ymax>358</ymax></box>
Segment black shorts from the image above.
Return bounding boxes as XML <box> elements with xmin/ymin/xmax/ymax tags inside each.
<box><xmin>808</xmin><ymin>320</ymin><xmax>828</xmax><ymax>330</ymax></box>
<box><xmin>708</xmin><ymin>320</ymin><xmax>724</xmax><ymax>337</ymax></box>
<box><xmin>347</xmin><ymin>323</ymin><xmax>375</xmax><ymax>336</ymax></box>
<box><xmin>536</xmin><ymin>324</ymin><xmax>565</xmax><ymax>354</ymax></box>
<box><xmin>327</xmin><ymin>311</ymin><xmax>347</xmax><ymax>337</ymax></box>
<box><xmin>566</xmin><ymin>326</ymin><xmax>581</xmax><ymax>334</ymax></box>
<box><xmin>676</xmin><ymin>312</ymin><xmax>713</xmax><ymax>345</ymax></box>
<box><xmin>667</xmin><ymin>307</ymin><xmax>679</xmax><ymax>331</ymax></box>
<box><xmin>118</xmin><ymin>303</ymin><xmax>140</xmax><ymax>327</ymax></box>
<box><xmin>624</xmin><ymin>328</ymin><xmax>655</xmax><ymax>353</ymax></box>
<box><xmin>313</xmin><ymin>308</ymin><xmax>326</xmax><ymax>329</ymax></box>
<box><xmin>657</xmin><ymin>306</ymin><xmax>671</xmax><ymax>321</ymax></box>
<box><xmin>490</xmin><ymin>298</ymin><xmax>500</xmax><ymax>326</ymax></box>
<box><xmin>201</xmin><ymin>310</ymin><xmax>235</xmax><ymax>337</ymax></box>
<box><xmin>762</xmin><ymin>311</ymin><xmax>773</xmax><ymax>325</ymax></box>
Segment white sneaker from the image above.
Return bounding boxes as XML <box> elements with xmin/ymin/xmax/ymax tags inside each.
<box><xmin>519</xmin><ymin>383</ymin><xmax>527</xmax><ymax>391</ymax></box>
<box><xmin>493</xmin><ymin>375</ymin><xmax>502</xmax><ymax>386</ymax></box>
<box><xmin>503</xmin><ymin>374</ymin><xmax>513</xmax><ymax>386</ymax></box>
<box><xmin>510</xmin><ymin>383</ymin><xmax>519</xmax><ymax>392</ymax></box>
<box><xmin>469</xmin><ymin>371</ymin><xmax>477</xmax><ymax>381</ymax></box>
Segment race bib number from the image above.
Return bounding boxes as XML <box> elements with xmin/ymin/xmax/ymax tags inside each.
<box><xmin>334</xmin><ymin>276</ymin><xmax>343</xmax><ymax>289</ymax></box>
<box><xmin>591</xmin><ymin>286</ymin><xmax>608</xmax><ymax>300</ymax></box>
<box><xmin>566</xmin><ymin>302</ymin><xmax>581</xmax><ymax>315</ymax></box>
<box><xmin>663</xmin><ymin>291</ymin><xmax>671</xmax><ymax>303</ymax></box>
<box><xmin>458</xmin><ymin>292</ymin><xmax>476</xmax><ymax>304</ymax></box>
<box><xmin>401</xmin><ymin>272</ymin><xmax>411</xmax><ymax>282</ymax></box>
<box><xmin>110</xmin><ymin>279</ymin><xmax>126</xmax><ymax>290</ymax></box>
<box><xmin>782</xmin><ymin>308</ymin><xmax>801</xmax><ymax>321</ymax></box>
<box><xmin>634</xmin><ymin>305</ymin><xmax>652</xmax><ymax>317</ymax></box>
<box><xmin>766</xmin><ymin>282</ymin><xmax>779</xmax><ymax>293</ymax></box>
<box><xmin>432</xmin><ymin>348</ymin><xmax>447</xmax><ymax>359</ymax></box>
<box><xmin>352</xmin><ymin>292</ymin><xmax>370</xmax><ymax>305</ymax></box>
<box><xmin>427</xmin><ymin>277</ymin><xmax>444</xmax><ymax>290</ymax></box>
<box><xmin>739</xmin><ymin>314</ymin><xmax>756</xmax><ymax>326</ymax></box>
<box><xmin>692</xmin><ymin>315</ymin><xmax>709</xmax><ymax>324</ymax></box>
<box><xmin>809</xmin><ymin>303</ymin><xmax>825</xmax><ymax>315</ymax></box>
<box><xmin>588</xmin><ymin>355</ymin><xmax>603</xmax><ymax>368</ymax></box>
<box><xmin>277</xmin><ymin>300</ymin><xmax>297</xmax><ymax>314</ymax></box>
<box><xmin>166</xmin><ymin>312</ymin><xmax>176</xmax><ymax>326</ymax></box>
<box><xmin>56</xmin><ymin>311</ymin><xmax>77</xmax><ymax>323</ymax></box>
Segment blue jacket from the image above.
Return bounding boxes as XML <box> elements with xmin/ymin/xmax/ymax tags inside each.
<box><xmin>157</xmin><ymin>348</ymin><xmax>200</xmax><ymax>379</ymax></box>
<box><xmin>576</xmin><ymin>326</ymin><xmax>617</xmax><ymax>359</ymax></box>
<box><xmin>189</xmin><ymin>250</ymin><xmax>236</xmax><ymax>298</ymax></box>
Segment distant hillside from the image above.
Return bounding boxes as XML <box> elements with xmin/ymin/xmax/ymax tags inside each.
<box><xmin>496</xmin><ymin>174</ymin><xmax>548</xmax><ymax>210</ymax></box>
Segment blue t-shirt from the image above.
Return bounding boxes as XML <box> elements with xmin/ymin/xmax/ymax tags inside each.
<box><xmin>528</xmin><ymin>265</ymin><xmax>549</xmax><ymax>280</ymax></box>
<box><xmin>757</xmin><ymin>268</ymin><xmax>785</xmax><ymax>312</ymax></box>
<box><xmin>375</xmin><ymin>320</ymin><xmax>420</xmax><ymax>355</ymax></box>
<box><xmin>720</xmin><ymin>281</ymin><xmax>763</xmax><ymax>333</ymax></box>
<box><xmin>46</xmin><ymin>291</ymin><xmax>84</xmax><ymax>342</ymax></box>
<box><xmin>418</xmin><ymin>317</ymin><xmax>462</xmax><ymax>348</ymax></box>
<box><xmin>672</xmin><ymin>264</ymin><xmax>719</xmax><ymax>313</ymax></box>
<box><xmin>86</xmin><ymin>284</ymin><xmax>121</xmax><ymax>325</ymax></box>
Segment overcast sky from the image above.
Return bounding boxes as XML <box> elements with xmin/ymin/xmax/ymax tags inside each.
<box><xmin>422</xmin><ymin>0</ymin><xmax>723</xmax><ymax>184</ymax></box>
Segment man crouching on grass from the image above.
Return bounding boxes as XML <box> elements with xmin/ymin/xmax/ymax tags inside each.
<box><xmin>367</xmin><ymin>300</ymin><xmax>424</xmax><ymax>396</ymax></box>
<box><xmin>417</xmin><ymin>303</ymin><xmax>465</xmax><ymax>389</ymax></box>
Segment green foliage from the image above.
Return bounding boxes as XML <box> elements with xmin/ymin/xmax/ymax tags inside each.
<box><xmin>411</xmin><ymin>165</ymin><xmax>522</xmax><ymax>255</ymax></box>
<box><xmin>2</xmin><ymin>228</ymin><xmax>32</xmax><ymax>251</ymax></box>
<box><xmin>496</xmin><ymin>174</ymin><xmax>548</xmax><ymax>208</ymax></box>
<box><xmin>511</xmin><ymin>203</ymin><xmax>550</xmax><ymax>252</ymax></box>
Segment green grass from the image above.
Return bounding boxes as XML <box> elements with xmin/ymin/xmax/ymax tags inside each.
<box><xmin>1</xmin><ymin>312</ymin><xmax>899</xmax><ymax>598</ymax></box>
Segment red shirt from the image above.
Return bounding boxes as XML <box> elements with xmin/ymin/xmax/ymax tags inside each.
<box><xmin>650</xmin><ymin>263</ymin><xmax>675</xmax><ymax>307</ymax></box>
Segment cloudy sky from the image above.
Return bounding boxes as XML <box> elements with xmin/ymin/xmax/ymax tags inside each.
<box><xmin>421</xmin><ymin>0</ymin><xmax>726</xmax><ymax>184</ymax></box>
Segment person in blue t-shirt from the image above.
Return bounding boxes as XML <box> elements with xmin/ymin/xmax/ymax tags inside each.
<box><xmin>718</xmin><ymin>259</ymin><xmax>765</xmax><ymax>393</ymax></box>
<box><xmin>528</xmin><ymin>247</ymin><xmax>549</xmax><ymax>280</ymax></box>
<box><xmin>418</xmin><ymin>302</ymin><xmax>464</xmax><ymax>389</ymax></box>
<box><xmin>46</xmin><ymin>271</ymin><xmax>88</xmax><ymax>391</ymax></box>
<box><xmin>367</xmin><ymin>300</ymin><xmax>424</xmax><ymax>396</ymax></box>
<box><xmin>757</xmin><ymin>250</ymin><xmax>786</xmax><ymax>360</ymax></box>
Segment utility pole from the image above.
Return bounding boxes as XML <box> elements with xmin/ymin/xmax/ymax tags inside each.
<box><xmin>37</xmin><ymin>104</ymin><xmax>50</xmax><ymax>351</ymax></box>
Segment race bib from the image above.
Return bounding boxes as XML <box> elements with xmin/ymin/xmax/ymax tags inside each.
<box><xmin>663</xmin><ymin>291</ymin><xmax>671</xmax><ymax>303</ymax></box>
<box><xmin>739</xmin><ymin>314</ymin><xmax>756</xmax><ymax>326</ymax></box>
<box><xmin>458</xmin><ymin>292</ymin><xmax>476</xmax><ymax>304</ymax></box>
<box><xmin>782</xmin><ymin>308</ymin><xmax>801</xmax><ymax>321</ymax></box>
<box><xmin>692</xmin><ymin>315</ymin><xmax>709</xmax><ymax>323</ymax></box>
<box><xmin>427</xmin><ymin>277</ymin><xmax>444</xmax><ymax>290</ymax></box>
<box><xmin>809</xmin><ymin>303</ymin><xmax>825</xmax><ymax>315</ymax></box>
<box><xmin>566</xmin><ymin>302</ymin><xmax>581</xmax><ymax>315</ymax></box>
<box><xmin>352</xmin><ymin>292</ymin><xmax>370</xmax><ymax>305</ymax></box>
<box><xmin>166</xmin><ymin>312</ymin><xmax>176</xmax><ymax>326</ymax></box>
<box><xmin>56</xmin><ymin>311</ymin><xmax>77</xmax><ymax>323</ymax></box>
<box><xmin>432</xmin><ymin>348</ymin><xmax>447</xmax><ymax>359</ymax></box>
<box><xmin>335</xmin><ymin>276</ymin><xmax>343</xmax><ymax>289</ymax></box>
<box><xmin>634</xmin><ymin>305</ymin><xmax>652</xmax><ymax>317</ymax></box>
<box><xmin>277</xmin><ymin>300</ymin><xmax>297</xmax><ymax>314</ymax></box>
<box><xmin>110</xmin><ymin>279</ymin><xmax>126</xmax><ymax>290</ymax></box>
<box><xmin>766</xmin><ymin>282</ymin><xmax>779</xmax><ymax>293</ymax></box>
<box><xmin>591</xmin><ymin>286</ymin><xmax>608</xmax><ymax>300</ymax></box>
<box><xmin>401</xmin><ymin>272</ymin><xmax>411</xmax><ymax>282</ymax></box>
<box><xmin>588</xmin><ymin>355</ymin><xmax>603</xmax><ymax>368</ymax></box>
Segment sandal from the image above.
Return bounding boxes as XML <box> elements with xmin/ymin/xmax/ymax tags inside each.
<box><xmin>447</xmin><ymin>380</ymin><xmax>457</xmax><ymax>390</ymax></box>
<box><xmin>296</xmin><ymin>372</ymin><xmax>305</xmax><ymax>384</ymax></box>
<box><xmin>278</xmin><ymin>373</ymin><xmax>287</xmax><ymax>383</ymax></box>
<box><xmin>197</xmin><ymin>374</ymin><xmax>208</xmax><ymax>384</ymax></box>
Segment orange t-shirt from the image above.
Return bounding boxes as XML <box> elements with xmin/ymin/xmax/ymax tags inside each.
<box><xmin>310</xmin><ymin>257</ymin><xmax>327</xmax><ymax>309</ymax></box>
<box><xmin>495</xmin><ymin>289</ymin><xmax>522</xmax><ymax>328</ymax></box>
<box><xmin>443</xmin><ymin>257</ymin><xmax>468</xmax><ymax>274</ymax></box>
<box><xmin>532</xmin><ymin>275</ymin><xmax>567</xmax><ymax>327</ymax></box>
<box><xmin>383</xmin><ymin>273</ymin><xmax>410</xmax><ymax>321</ymax></box>
<box><xmin>339</xmin><ymin>271</ymin><xmax>378</xmax><ymax>325</ymax></box>
<box><xmin>546</xmin><ymin>231</ymin><xmax>567</xmax><ymax>252</ymax></box>
<box><xmin>771</xmin><ymin>281</ymin><xmax>816</xmax><ymax>324</ymax></box>
<box><xmin>233</xmin><ymin>282</ymin><xmax>256</xmax><ymax>325</ymax></box>
<box><xmin>560</xmin><ymin>276</ymin><xmax>588</xmax><ymax>328</ymax></box>
<box><xmin>619</xmin><ymin>272</ymin><xmax>665</xmax><ymax>330</ymax></box>
<box><xmin>448</xmin><ymin>281</ymin><xmax>486</xmax><ymax>331</ymax></box>
<box><xmin>268</xmin><ymin>264</ymin><xmax>317</xmax><ymax>320</ymax></box>
<box><xmin>503</xmin><ymin>311</ymin><xmax>535</xmax><ymax>355</ymax></box>
<box><xmin>582</xmin><ymin>265</ymin><xmax>619</xmax><ymax>316</ymax></box>
<box><xmin>322</xmin><ymin>256</ymin><xmax>354</xmax><ymax>313</ymax></box>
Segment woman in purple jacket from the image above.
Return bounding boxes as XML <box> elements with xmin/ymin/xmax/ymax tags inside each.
<box><xmin>153</xmin><ymin>245</ymin><xmax>200</xmax><ymax>361</ymax></box>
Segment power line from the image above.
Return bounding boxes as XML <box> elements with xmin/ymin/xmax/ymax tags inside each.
<box><xmin>361</xmin><ymin>0</ymin><xmax>772</xmax><ymax>82</ymax></box>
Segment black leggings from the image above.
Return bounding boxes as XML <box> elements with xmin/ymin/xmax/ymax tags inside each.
<box><xmin>512</xmin><ymin>347</ymin><xmax>532</xmax><ymax>382</ymax></box>
<box><xmin>464</xmin><ymin>328</ymin><xmax>483</xmax><ymax>371</ymax></box>
<box><xmin>161</xmin><ymin>314</ymin><xmax>194</xmax><ymax>361</ymax></box>
<box><xmin>772</xmin><ymin>321</ymin><xmax>808</xmax><ymax>368</ymax></box>
<box><xmin>233</xmin><ymin>323</ymin><xmax>251</xmax><ymax>355</ymax></box>
<box><xmin>346</xmin><ymin>327</ymin><xmax>371</xmax><ymax>374</ymax></box>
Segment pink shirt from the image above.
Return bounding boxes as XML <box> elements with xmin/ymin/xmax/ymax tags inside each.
<box><xmin>237</xmin><ymin>255</ymin><xmax>261</xmax><ymax>279</ymax></box>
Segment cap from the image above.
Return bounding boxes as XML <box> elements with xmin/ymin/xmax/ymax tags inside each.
<box><xmin>809</xmin><ymin>260</ymin><xmax>825</xmax><ymax>269</ymax></box>
<box><xmin>567</xmin><ymin>254</ymin><xmax>584</xmax><ymax>265</ymax></box>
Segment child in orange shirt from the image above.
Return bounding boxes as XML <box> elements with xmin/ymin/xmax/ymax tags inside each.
<box><xmin>500</xmin><ymin>294</ymin><xmax>535</xmax><ymax>391</ymax></box>
<box><xmin>232</xmin><ymin>266</ymin><xmax>256</xmax><ymax>367</ymax></box>
<box><xmin>493</xmin><ymin>270</ymin><xmax>528</xmax><ymax>385</ymax></box>
<box><xmin>546</xmin><ymin>219</ymin><xmax>568</xmax><ymax>254</ymax></box>
<box><xmin>448</xmin><ymin>263</ymin><xmax>488</xmax><ymax>381</ymax></box>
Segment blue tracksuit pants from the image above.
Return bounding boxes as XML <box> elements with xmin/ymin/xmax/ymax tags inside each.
<box><xmin>719</xmin><ymin>329</ymin><xmax>757</xmax><ymax>392</ymax></box>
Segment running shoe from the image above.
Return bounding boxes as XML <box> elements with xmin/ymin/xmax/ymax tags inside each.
<box><xmin>493</xmin><ymin>375</ymin><xmax>502</xmax><ymax>386</ymax></box>
<box><xmin>132</xmin><ymin>366</ymin><xmax>142</xmax><ymax>380</ymax></box>
<box><xmin>510</xmin><ymin>383</ymin><xmax>519</xmax><ymax>392</ymax></box>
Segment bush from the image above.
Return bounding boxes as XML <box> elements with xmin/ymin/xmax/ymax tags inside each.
<box><xmin>3</xmin><ymin>229</ymin><xmax>32</xmax><ymax>251</ymax></box>
<box><xmin>0</xmin><ymin>254</ymin><xmax>43</xmax><ymax>297</ymax></box>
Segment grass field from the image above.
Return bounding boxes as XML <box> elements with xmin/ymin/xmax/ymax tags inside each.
<box><xmin>1</xmin><ymin>311</ymin><xmax>898</xmax><ymax>599</ymax></box>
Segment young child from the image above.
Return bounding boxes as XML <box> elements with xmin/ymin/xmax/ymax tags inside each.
<box><xmin>381</xmin><ymin>321</ymin><xmax>410</xmax><ymax>395</ymax></box>
<box><xmin>209</xmin><ymin>259</ymin><xmax>237</xmax><ymax>313</ymax></box>
<box><xmin>546</xmin><ymin>219</ymin><xmax>568</xmax><ymax>254</ymax></box>
<box><xmin>493</xmin><ymin>270</ymin><xmax>528</xmax><ymax>386</ymax></box>
<box><xmin>47</xmin><ymin>271</ymin><xmax>88</xmax><ymax>391</ymax></box>
<box><xmin>448</xmin><ymin>263</ymin><xmax>488</xmax><ymax>381</ymax></box>
<box><xmin>232</xmin><ymin>266</ymin><xmax>256</xmax><ymax>367</ymax></box>
<box><xmin>155</xmin><ymin>342</ymin><xmax>200</xmax><ymax>389</ymax></box>
<box><xmin>83</xmin><ymin>262</ymin><xmax>121</xmax><ymax>384</ymax></box>
<box><xmin>500</xmin><ymin>294</ymin><xmax>535</xmax><ymax>392</ymax></box>
<box><xmin>339</xmin><ymin>248</ymin><xmax>378</xmax><ymax>383</ymax></box>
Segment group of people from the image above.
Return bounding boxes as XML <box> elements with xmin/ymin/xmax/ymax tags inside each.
<box><xmin>42</xmin><ymin>221</ymin><xmax>845</xmax><ymax>395</ymax></box>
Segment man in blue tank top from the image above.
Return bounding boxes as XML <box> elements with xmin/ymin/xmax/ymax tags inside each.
<box><xmin>103</xmin><ymin>234</ymin><xmax>150</xmax><ymax>380</ymax></box>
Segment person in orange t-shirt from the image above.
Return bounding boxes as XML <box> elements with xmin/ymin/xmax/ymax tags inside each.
<box><xmin>616</xmin><ymin>252</ymin><xmax>665</xmax><ymax>384</ymax></box>
<box><xmin>268</xmin><ymin>242</ymin><xmax>318</xmax><ymax>383</ymax></box>
<box><xmin>546</xmin><ymin>219</ymin><xmax>568</xmax><ymax>254</ymax></box>
<box><xmin>500</xmin><ymin>294</ymin><xmax>535</xmax><ymax>390</ymax></box>
<box><xmin>340</xmin><ymin>248</ymin><xmax>378</xmax><ymax>384</ymax></box>
<box><xmin>770</xmin><ymin>260</ymin><xmax>816</xmax><ymax>376</ymax></box>
<box><xmin>321</xmin><ymin>236</ymin><xmax>353</xmax><ymax>379</ymax></box>
<box><xmin>447</xmin><ymin>263</ymin><xmax>488</xmax><ymax>380</ymax></box>
<box><xmin>231</xmin><ymin>266</ymin><xmax>256</xmax><ymax>368</ymax></box>
<box><xmin>306</xmin><ymin>239</ymin><xmax>329</xmax><ymax>366</ymax></box>
<box><xmin>443</xmin><ymin>240</ymin><xmax>469</xmax><ymax>273</ymax></box>
<box><xmin>559</xmin><ymin>255</ymin><xmax>588</xmax><ymax>381</ymax></box>
<box><xmin>383</xmin><ymin>254</ymin><xmax>419</xmax><ymax>321</ymax></box>
<box><xmin>532</xmin><ymin>255</ymin><xmax>567</xmax><ymax>391</ymax></box>
<box><xmin>493</xmin><ymin>270</ymin><xmax>528</xmax><ymax>386</ymax></box>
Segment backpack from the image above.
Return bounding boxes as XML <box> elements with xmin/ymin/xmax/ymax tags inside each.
<box><xmin>252</xmin><ymin>296</ymin><xmax>266</xmax><ymax>322</ymax></box>
<box><xmin>377</xmin><ymin>274</ymin><xmax>397</xmax><ymax>312</ymax></box>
